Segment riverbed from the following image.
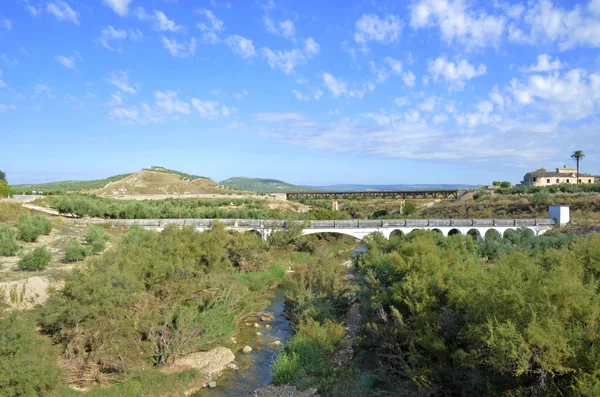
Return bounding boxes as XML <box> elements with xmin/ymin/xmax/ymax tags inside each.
<box><xmin>194</xmin><ymin>289</ymin><xmax>293</xmax><ymax>396</ymax></box>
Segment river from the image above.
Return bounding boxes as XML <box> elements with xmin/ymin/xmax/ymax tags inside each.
<box><xmin>193</xmin><ymin>289</ymin><xmax>294</xmax><ymax>397</ymax></box>
<box><xmin>194</xmin><ymin>244</ymin><xmax>367</xmax><ymax>396</ymax></box>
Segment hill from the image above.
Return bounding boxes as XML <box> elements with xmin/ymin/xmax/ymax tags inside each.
<box><xmin>11</xmin><ymin>167</ymin><xmax>234</xmax><ymax>196</ymax></box>
<box><xmin>90</xmin><ymin>169</ymin><xmax>231</xmax><ymax>195</ymax></box>
<box><xmin>221</xmin><ymin>177</ymin><xmax>309</xmax><ymax>193</ymax></box>
<box><xmin>10</xmin><ymin>173</ymin><xmax>133</xmax><ymax>194</ymax></box>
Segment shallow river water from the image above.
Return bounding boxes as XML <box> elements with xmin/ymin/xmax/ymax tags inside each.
<box><xmin>193</xmin><ymin>289</ymin><xmax>293</xmax><ymax>397</ymax></box>
<box><xmin>194</xmin><ymin>244</ymin><xmax>366</xmax><ymax>396</ymax></box>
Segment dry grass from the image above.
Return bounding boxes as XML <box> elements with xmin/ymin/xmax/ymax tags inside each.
<box><xmin>0</xmin><ymin>200</ymin><xmax>30</xmax><ymax>223</ymax></box>
<box><xmin>90</xmin><ymin>170</ymin><xmax>231</xmax><ymax>196</ymax></box>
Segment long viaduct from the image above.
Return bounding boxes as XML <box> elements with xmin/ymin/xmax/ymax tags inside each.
<box><xmin>79</xmin><ymin>217</ymin><xmax>559</xmax><ymax>241</ymax></box>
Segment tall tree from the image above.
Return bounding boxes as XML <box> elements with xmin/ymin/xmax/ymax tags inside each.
<box><xmin>0</xmin><ymin>170</ymin><xmax>5</xmax><ymax>182</ymax></box>
<box><xmin>571</xmin><ymin>151</ymin><xmax>585</xmax><ymax>184</ymax></box>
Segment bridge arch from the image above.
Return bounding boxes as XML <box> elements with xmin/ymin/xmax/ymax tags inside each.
<box><xmin>448</xmin><ymin>228</ymin><xmax>462</xmax><ymax>236</ymax></box>
<box><xmin>247</xmin><ymin>229</ymin><xmax>263</xmax><ymax>238</ymax></box>
<box><xmin>301</xmin><ymin>229</ymin><xmax>364</xmax><ymax>240</ymax></box>
<box><xmin>431</xmin><ymin>228</ymin><xmax>443</xmax><ymax>235</ymax></box>
<box><xmin>485</xmin><ymin>229</ymin><xmax>502</xmax><ymax>240</ymax></box>
<box><xmin>389</xmin><ymin>229</ymin><xmax>404</xmax><ymax>239</ymax></box>
<box><xmin>467</xmin><ymin>229</ymin><xmax>482</xmax><ymax>241</ymax></box>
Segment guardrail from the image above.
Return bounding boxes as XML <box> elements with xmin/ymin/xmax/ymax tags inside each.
<box><xmin>76</xmin><ymin>218</ymin><xmax>556</xmax><ymax>228</ymax></box>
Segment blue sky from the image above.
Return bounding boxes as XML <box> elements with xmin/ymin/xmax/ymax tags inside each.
<box><xmin>1</xmin><ymin>0</ymin><xmax>600</xmax><ymax>185</ymax></box>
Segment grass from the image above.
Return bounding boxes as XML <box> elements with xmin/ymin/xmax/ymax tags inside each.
<box><xmin>51</xmin><ymin>369</ymin><xmax>204</xmax><ymax>397</ymax></box>
<box><xmin>0</xmin><ymin>201</ymin><xmax>29</xmax><ymax>223</ymax></box>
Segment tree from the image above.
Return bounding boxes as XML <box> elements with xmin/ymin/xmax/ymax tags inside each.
<box><xmin>0</xmin><ymin>181</ymin><xmax>10</xmax><ymax>198</ymax></box>
<box><xmin>535</xmin><ymin>167</ymin><xmax>547</xmax><ymax>172</ymax></box>
<box><xmin>571</xmin><ymin>150</ymin><xmax>585</xmax><ymax>184</ymax></box>
<box><xmin>0</xmin><ymin>170</ymin><xmax>6</xmax><ymax>182</ymax></box>
<box><xmin>500</xmin><ymin>181</ymin><xmax>511</xmax><ymax>188</ymax></box>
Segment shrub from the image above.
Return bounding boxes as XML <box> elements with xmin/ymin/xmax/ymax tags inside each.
<box><xmin>473</xmin><ymin>188</ymin><xmax>490</xmax><ymax>200</ymax></box>
<box><xmin>0</xmin><ymin>313</ymin><xmax>61</xmax><ymax>395</ymax></box>
<box><xmin>500</xmin><ymin>181</ymin><xmax>511</xmax><ymax>188</ymax></box>
<box><xmin>85</xmin><ymin>226</ymin><xmax>109</xmax><ymax>254</ymax></box>
<box><xmin>404</xmin><ymin>200</ymin><xmax>417</xmax><ymax>215</ymax></box>
<box><xmin>0</xmin><ymin>225</ymin><xmax>19</xmax><ymax>256</ymax></box>
<box><xmin>17</xmin><ymin>214</ymin><xmax>52</xmax><ymax>242</ymax></box>
<box><xmin>18</xmin><ymin>246</ymin><xmax>52</xmax><ymax>271</ymax></box>
<box><xmin>64</xmin><ymin>240</ymin><xmax>88</xmax><ymax>262</ymax></box>
<box><xmin>531</xmin><ymin>191</ymin><xmax>554</xmax><ymax>206</ymax></box>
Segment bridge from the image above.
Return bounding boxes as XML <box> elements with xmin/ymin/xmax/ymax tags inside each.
<box><xmin>81</xmin><ymin>217</ymin><xmax>558</xmax><ymax>241</ymax></box>
<box><xmin>285</xmin><ymin>189</ymin><xmax>459</xmax><ymax>201</ymax></box>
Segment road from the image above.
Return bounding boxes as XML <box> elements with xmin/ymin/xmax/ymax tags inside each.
<box><xmin>8</xmin><ymin>195</ymin><xmax>39</xmax><ymax>203</ymax></box>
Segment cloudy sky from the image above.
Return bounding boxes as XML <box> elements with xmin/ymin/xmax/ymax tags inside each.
<box><xmin>1</xmin><ymin>0</ymin><xmax>600</xmax><ymax>185</ymax></box>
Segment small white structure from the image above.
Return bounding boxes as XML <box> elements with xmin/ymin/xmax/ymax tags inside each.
<box><xmin>549</xmin><ymin>205</ymin><xmax>570</xmax><ymax>226</ymax></box>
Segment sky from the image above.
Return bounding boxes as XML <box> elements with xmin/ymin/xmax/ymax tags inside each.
<box><xmin>1</xmin><ymin>0</ymin><xmax>600</xmax><ymax>185</ymax></box>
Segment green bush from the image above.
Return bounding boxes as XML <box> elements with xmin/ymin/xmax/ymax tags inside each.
<box><xmin>85</xmin><ymin>226</ymin><xmax>109</xmax><ymax>254</ymax></box>
<box><xmin>354</xmin><ymin>231</ymin><xmax>600</xmax><ymax>396</ymax></box>
<box><xmin>18</xmin><ymin>246</ymin><xmax>52</xmax><ymax>271</ymax></box>
<box><xmin>0</xmin><ymin>313</ymin><xmax>61</xmax><ymax>396</ymax></box>
<box><xmin>0</xmin><ymin>224</ymin><xmax>19</xmax><ymax>256</ymax></box>
<box><xmin>17</xmin><ymin>214</ymin><xmax>52</xmax><ymax>242</ymax></box>
<box><xmin>64</xmin><ymin>240</ymin><xmax>88</xmax><ymax>262</ymax></box>
<box><xmin>531</xmin><ymin>190</ymin><xmax>554</xmax><ymax>206</ymax></box>
<box><xmin>404</xmin><ymin>200</ymin><xmax>417</xmax><ymax>215</ymax></box>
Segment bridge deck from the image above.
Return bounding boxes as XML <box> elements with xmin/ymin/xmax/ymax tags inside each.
<box><xmin>81</xmin><ymin>218</ymin><xmax>556</xmax><ymax>228</ymax></box>
<box><xmin>286</xmin><ymin>189</ymin><xmax>459</xmax><ymax>200</ymax></box>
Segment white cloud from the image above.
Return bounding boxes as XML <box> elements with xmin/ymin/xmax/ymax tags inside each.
<box><xmin>520</xmin><ymin>54</ymin><xmax>565</xmax><ymax>72</ymax></box>
<box><xmin>322</xmin><ymin>73</ymin><xmax>347</xmax><ymax>98</ymax></box>
<box><xmin>370</xmin><ymin>56</ymin><xmax>403</xmax><ymax>83</ymax></box>
<box><xmin>304</xmin><ymin>37</ymin><xmax>320</xmax><ymax>57</ymax></box>
<box><xmin>262</xmin><ymin>48</ymin><xmax>306</xmax><ymax>75</ymax></box>
<box><xmin>394</xmin><ymin>97</ymin><xmax>408</xmax><ymax>107</ymax></box>
<box><xmin>110</xmin><ymin>92</ymin><xmax>233</xmax><ymax>124</ymax></box>
<box><xmin>0</xmin><ymin>18</ymin><xmax>11</xmax><ymax>31</ymax></box>
<box><xmin>404</xmin><ymin>110</ymin><xmax>421</xmax><ymax>123</ymax></box>
<box><xmin>508</xmin><ymin>0</ymin><xmax>600</xmax><ymax>49</ymax></box>
<box><xmin>292</xmin><ymin>89</ymin><xmax>309</xmax><ymax>100</ymax></box>
<box><xmin>264</xmin><ymin>17</ymin><xmax>296</xmax><ymax>40</ymax></box>
<box><xmin>322</xmin><ymin>73</ymin><xmax>374</xmax><ymax>99</ymax></box>
<box><xmin>0</xmin><ymin>104</ymin><xmax>17</xmax><ymax>112</ymax></box>
<box><xmin>403</xmin><ymin>71</ymin><xmax>416</xmax><ymax>87</ymax></box>
<box><xmin>161</xmin><ymin>36</ymin><xmax>196</xmax><ymax>58</ymax></box>
<box><xmin>156</xmin><ymin>91</ymin><xmax>190</xmax><ymax>114</ymax></box>
<box><xmin>410</xmin><ymin>0</ymin><xmax>505</xmax><ymax>48</ymax></box>
<box><xmin>47</xmin><ymin>1</ymin><xmax>79</xmax><ymax>25</ymax></box>
<box><xmin>509</xmin><ymin>68</ymin><xmax>600</xmax><ymax>121</ymax></box>
<box><xmin>97</xmin><ymin>26</ymin><xmax>142</xmax><ymax>51</ymax></box>
<box><xmin>197</xmin><ymin>8</ymin><xmax>224</xmax><ymax>43</ymax></box>
<box><xmin>233</xmin><ymin>89</ymin><xmax>248</xmax><ymax>99</ymax></box>
<box><xmin>103</xmin><ymin>0</ymin><xmax>133</xmax><ymax>16</ymax></box>
<box><xmin>432</xmin><ymin>113</ymin><xmax>448</xmax><ymax>124</ymax></box>
<box><xmin>106</xmin><ymin>71</ymin><xmax>136</xmax><ymax>94</ymax></box>
<box><xmin>354</xmin><ymin>13</ymin><xmax>402</xmax><ymax>45</ymax></box>
<box><xmin>455</xmin><ymin>100</ymin><xmax>500</xmax><ymax>127</ymax></box>
<box><xmin>419</xmin><ymin>96</ymin><xmax>438</xmax><ymax>112</ymax></box>
<box><xmin>191</xmin><ymin>98</ymin><xmax>233</xmax><ymax>118</ymax></box>
<box><xmin>0</xmin><ymin>68</ymin><xmax>5</xmax><ymax>87</ymax></box>
<box><xmin>54</xmin><ymin>55</ymin><xmax>76</xmax><ymax>69</ymax></box>
<box><xmin>313</xmin><ymin>89</ymin><xmax>323</xmax><ymax>100</ymax></box>
<box><xmin>226</xmin><ymin>35</ymin><xmax>256</xmax><ymax>59</ymax></box>
<box><xmin>107</xmin><ymin>92</ymin><xmax>123</xmax><ymax>107</ymax></box>
<box><xmin>153</xmin><ymin>10</ymin><xmax>182</xmax><ymax>32</ymax></box>
<box><xmin>34</xmin><ymin>83</ymin><xmax>55</xmax><ymax>98</ymax></box>
<box><xmin>254</xmin><ymin>112</ymin><xmax>305</xmax><ymax>122</ymax></box>
<box><xmin>25</xmin><ymin>3</ymin><xmax>41</xmax><ymax>17</ymax></box>
<box><xmin>428</xmin><ymin>56</ymin><xmax>486</xmax><ymax>89</ymax></box>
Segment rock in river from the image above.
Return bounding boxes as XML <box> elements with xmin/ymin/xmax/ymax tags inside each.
<box><xmin>161</xmin><ymin>346</ymin><xmax>235</xmax><ymax>378</ymax></box>
<box><xmin>242</xmin><ymin>345</ymin><xmax>253</xmax><ymax>353</ymax></box>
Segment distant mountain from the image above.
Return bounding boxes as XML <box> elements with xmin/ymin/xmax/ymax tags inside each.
<box><xmin>221</xmin><ymin>177</ymin><xmax>310</xmax><ymax>193</ymax></box>
<box><xmin>11</xmin><ymin>173</ymin><xmax>133</xmax><ymax>194</ymax></box>
<box><xmin>301</xmin><ymin>184</ymin><xmax>477</xmax><ymax>191</ymax></box>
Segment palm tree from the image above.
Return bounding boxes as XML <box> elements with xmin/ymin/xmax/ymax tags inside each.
<box><xmin>571</xmin><ymin>150</ymin><xmax>585</xmax><ymax>184</ymax></box>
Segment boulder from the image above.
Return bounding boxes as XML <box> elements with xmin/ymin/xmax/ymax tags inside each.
<box><xmin>208</xmin><ymin>381</ymin><xmax>217</xmax><ymax>388</ymax></box>
<box><xmin>242</xmin><ymin>345</ymin><xmax>253</xmax><ymax>353</ymax></box>
<box><xmin>161</xmin><ymin>346</ymin><xmax>235</xmax><ymax>379</ymax></box>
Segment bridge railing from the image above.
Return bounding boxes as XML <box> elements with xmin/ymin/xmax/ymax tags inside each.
<box><xmin>81</xmin><ymin>218</ymin><xmax>557</xmax><ymax>228</ymax></box>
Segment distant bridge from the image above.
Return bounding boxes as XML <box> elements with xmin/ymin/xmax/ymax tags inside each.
<box><xmin>78</xmin><ymin>217</ymin><xmax>557</xmax><ymax>241</ymax></box>
<box><xmin>285</xmin><ymin>189</ymin><xmax>459</xmax><ymax>201</ymax></box>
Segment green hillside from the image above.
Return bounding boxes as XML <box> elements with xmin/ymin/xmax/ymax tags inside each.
<box><xmin>10</xmin><ymin>173</ymin><xmax>133</xmax><ymax>194</ymax></box>
<box><xmin>221</xmin><ymin>177</ymin><xmax>307</xmax><ymax>193</ymax></box>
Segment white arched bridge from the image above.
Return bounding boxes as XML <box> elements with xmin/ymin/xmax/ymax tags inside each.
<box><xmin>93</xmin><ymin>217</ymin><xmax>559</xmax><ymax>241</ymax></box>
